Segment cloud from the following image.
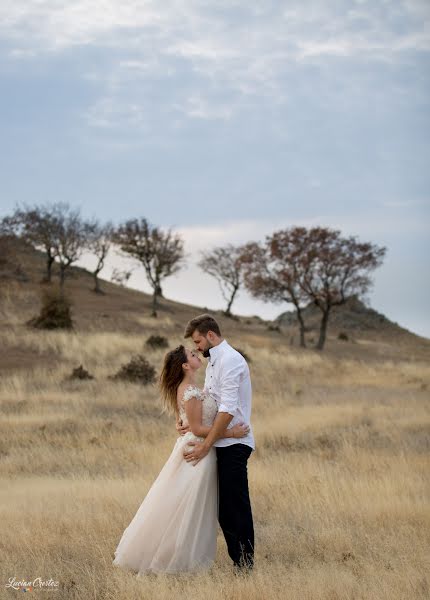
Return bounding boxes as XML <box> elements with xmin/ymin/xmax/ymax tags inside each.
<box><xmin>174</xmin><ymin>94</ymin><xmax>236</xmax><ymax>121</ymax></box>
<box><xmin>1</xmin><ymin>1</ymin><xmax>162</xmax><ymax>50</ymax></box>
<box><xmin>175</xmin><ymin>211</ymin><xmax>430</xmax><ymax>256</ymax></box>
<box><xmin>381</xmin><ymin>199</ymin><xmax>429</xmax><ymax>208</ymax></box>
<box><xmin>4</xmin><ymin>0</ymin><xmax>427</xmax><ymax>57</ymax></box>
<box><xmin>2</xmin><ymin>1</ymin><xmax>429</xmax><ymax>132</ymax></box>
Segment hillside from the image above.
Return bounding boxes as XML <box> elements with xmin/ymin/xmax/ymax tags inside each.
<box><xmin>276</xmin><ymin>294</ymin><xmax>429</xmax><ymax>350</ymax></box>
<box><xmin>1</xmin><ymin>236</ymin><xmax>429</xmax><ymax>373</ymax></box>
<box><xmin>277</xmin><ymin>294</ymin><xmax>407</xmax><ymax>333</ymax></box>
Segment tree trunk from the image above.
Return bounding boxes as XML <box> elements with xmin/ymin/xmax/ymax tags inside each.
<box><xmin>44</xmin><ymin>254</ymin><xmax>54</xmax><ymax>283</ymax></box>
<box><xmin>296</xmin><ymin>308</ymin><xmax>306</xmax><ymax>348</ymax></box>
<box><xmin>93</xmin><ymin>271</ymin><xmax>103</xmax><ymax>294</ymax></box>
<box><xmin>59</xmin><ymin>265</ymin><xmax>66</xmax><ymax>292</ymax></box>
<box><xmin>316</xmin><ymin>309</ymin><xmax>330</xmax><ymax>350</ymax></box>
<box><xmin>93</xmin><ymin>261</ymin><xmax>104</xmax><ymax>294</ymax></box>
<box><xmin>225</xmin><ymin>284</ymin><xmax>239</xmax><ymax>316</ymax></box>
<box><xmin>151</xmin><ymin>289</ymin><xmax>158</xmax><ymax>317</ymax></box>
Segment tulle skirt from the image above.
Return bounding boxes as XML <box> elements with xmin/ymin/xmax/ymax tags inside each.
<box><xmin>113</xmin><ymin>433</ymin><xmax>218</xmax><ymax>575</ymax></box>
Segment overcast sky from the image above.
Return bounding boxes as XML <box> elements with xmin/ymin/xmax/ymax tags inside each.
<box><xmin>1</xmin><ymin>1</ymin><xmax>429</xmax><ymax>337</ymax></box>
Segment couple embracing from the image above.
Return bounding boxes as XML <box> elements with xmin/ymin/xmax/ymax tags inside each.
<box><xmin>113</xmin><ymin>314</ymin><xmax>255</xmax><ymax>575</ymax></box>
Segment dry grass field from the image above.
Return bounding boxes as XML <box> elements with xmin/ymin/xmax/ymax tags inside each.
<box><xmin>1</xmin><ymin>247</ymin><xmax>429</xmax><ymax>599</ymax></box>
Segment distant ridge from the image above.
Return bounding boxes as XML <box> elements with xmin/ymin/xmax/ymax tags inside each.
<box><xmin>275</xmin><ymin>295</ymin><xmax>425</xmax><ymax>340</ymax></box>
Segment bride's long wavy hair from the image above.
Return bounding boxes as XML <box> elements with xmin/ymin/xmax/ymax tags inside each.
<box><xmin>159</xmin><ymin>345</ymin><xmax>188</xmax><ymax>416</ymax></box>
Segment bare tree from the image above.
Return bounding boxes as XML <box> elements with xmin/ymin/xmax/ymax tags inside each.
<box><xmin>113</xmin><ymin>218</ymin><xmax>184</xmax><ymax>317</ymax></box>
<box><xmin>111</xmin><ymin>267</ymin><xmax>133</xmax><ymax>287</ymax></box>
<box><xmin>0</xmin><ymin>216</ymin><xmax>15</xmax><ymax>268</ymax></box>
<box><xmin>198</xmin><ymin>244</ymin><xmax>247</xmax><ymax>316</ymax></box>
<box><xmin>49</xmin><ymin>204</ymin><xmax>94</xmax><ymax>291</ymax></box>
<box><xmin>296</xmin><ymin>227</ymin><xmax>386</xmax><ymax>350</ymax></box>
<box><xmin>5</xmin><ymin>205</ymin><xmax>59</xmax><ymax>282</ymax></box>
<box><xmin>86</xmin><ymin>221</ymin><xmax>114</xmax><ymax>294</ymax></box>
<box><xmin>0</xmin><ymin>215</ymin><xmax>15</xmax><ymax>237</ymax></box>
<box><xmin>242</xmin><ymin>230</ymin><xmax>310</xmax><ymax>347</ymax></box>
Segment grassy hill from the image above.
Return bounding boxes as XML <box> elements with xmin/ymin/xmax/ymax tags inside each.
<box><xmin>1</xmin><ymin>239</ymin><xmax>429</xmax><ymax>599</ymax></box>
<box><xmin>1</xmin><ymin>237</ymin><xmax>429</xmax><ymax>372</ymax></box>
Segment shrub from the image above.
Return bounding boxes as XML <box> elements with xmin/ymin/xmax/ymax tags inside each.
<box><xmin>27</xmin><ymin>288</ymin><xmax>73</xmax><ymax>330</ymax></box>
<box><xmin>145</xmin><ymin>335</ymin><xmax>168</xmax><ymax>349</ymax></box>
<box><xmin>66</xmin><ymin>365</ymin><xmax>94</xmax><ymax>381</ymax></box>
<box><xmin>109</xmin><ymin>355</ymin><xmax>156</xmax><ymax>385</ymax></box>
<box><xmin>338</xmin><ymin>331</ymin><xmax>349</xmax><ymax>341</ymax></box>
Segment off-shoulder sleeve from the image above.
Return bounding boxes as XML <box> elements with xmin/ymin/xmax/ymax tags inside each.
<box><xmin>182</xmin><ymin>385</ymin><xmax>203</xmax><ymax>402</ymax></box>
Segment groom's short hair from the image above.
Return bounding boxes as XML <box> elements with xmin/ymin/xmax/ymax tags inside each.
<box><xmin>184</xmin><ymin>314</ymin><xmax>222</xmax><ymax>338</ymax></box>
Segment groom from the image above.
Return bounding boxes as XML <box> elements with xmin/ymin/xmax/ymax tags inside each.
<box><xmin>179</xmin><ymin>313</ymin><xmax>255</xmax><ymax>571</ymax></box>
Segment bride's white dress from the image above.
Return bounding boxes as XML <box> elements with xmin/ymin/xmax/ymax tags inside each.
<box><xmin>112</xmin><ymin>384</ymin><xmax>218</xmax><ymax>575</ymax></box>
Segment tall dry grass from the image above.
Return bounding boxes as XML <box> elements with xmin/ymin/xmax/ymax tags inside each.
<box><xmin>0</xmin><ymin>323</ymin><xmax>429</xmax><ymax>599</ymax></box>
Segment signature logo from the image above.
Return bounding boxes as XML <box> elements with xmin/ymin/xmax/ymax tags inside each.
<box><xmin>5</xmin><ymin>577</ymin><xmax>60</xmax><ymax>592</ymax></box>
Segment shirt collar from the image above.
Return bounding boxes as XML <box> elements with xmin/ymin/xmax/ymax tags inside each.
<box><xmin>208</xmin><ymin>339</ymin><xmax>227</xmax><ymax>364</ymax></box>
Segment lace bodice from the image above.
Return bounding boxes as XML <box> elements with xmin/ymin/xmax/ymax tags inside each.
<box><xmin>178</xmin><ymin>385</ymin><xmax>218</xmax><ymax>429</ymax></box>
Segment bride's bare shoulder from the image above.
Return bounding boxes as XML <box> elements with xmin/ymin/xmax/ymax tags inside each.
<box><xmin>176</xmin><ymin>382</ymin><xmax>192</xmax><ymax>399</ymax></box>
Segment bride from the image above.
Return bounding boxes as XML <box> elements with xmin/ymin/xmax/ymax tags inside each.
<box><xmin>112</xmin><ymin>344</ymin><xmax>249</xmax><ymax>575</ymax></box>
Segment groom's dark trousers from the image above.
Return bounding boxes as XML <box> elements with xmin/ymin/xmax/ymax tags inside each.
<box><xmin>216</xmin><ymin>443</ymin><xmax>254</xmax><ymax>569</ymax></box>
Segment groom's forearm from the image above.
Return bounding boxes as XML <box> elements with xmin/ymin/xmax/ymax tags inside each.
<box><xmin>202</xmin><ymin>412</ymin><xmax>233</xmax><ymax>449</ymax></box>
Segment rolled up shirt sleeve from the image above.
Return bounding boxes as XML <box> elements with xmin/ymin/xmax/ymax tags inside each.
<box><xmin>217</xmin><ymin>360</ymin><xmax>243</xmax><ymax>417</ymax></box>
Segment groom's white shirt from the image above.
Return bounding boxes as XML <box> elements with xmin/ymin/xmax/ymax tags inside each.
<box><xmin>204</xmin><ymin>339</ymin><xmax>255</xmax><ymax>450</ymax></box>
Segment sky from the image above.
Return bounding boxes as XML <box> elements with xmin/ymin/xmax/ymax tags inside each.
<box><xmin>0</xmin><ymin>1</ymin><xmax>429</xmax><ymax>337</ymax></box>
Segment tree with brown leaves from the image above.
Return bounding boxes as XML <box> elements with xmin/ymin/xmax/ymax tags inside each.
<box><xmin>243</xmin><ymin>227</ymin><xmax>386</xmax><ymax>350</ymax></box>
<box><xmin>113</xmin><ymin>218</ymin><xmax>184</xmax><ymax>317</ymax></box>
<box><xmin>242</xmin><ymin>230</ymin><xmax>310</xmax><ymax>347</ymax></box>
<box><xmin>296</xmin><ymin>227</ymin><xmax>386</xmax><ymax>349</ymax></box>
<box><xmin>198</xmin><ymin>244</ymin><xmax>247</xmax><ymax>316</ymax></box>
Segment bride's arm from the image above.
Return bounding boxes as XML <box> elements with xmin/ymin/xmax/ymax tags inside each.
<box><xmin>184</xmin><ymin>397</ymin><xmax>248</xmax><ymax>439</ymax></box>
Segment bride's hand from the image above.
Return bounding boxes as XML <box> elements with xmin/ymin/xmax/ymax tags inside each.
<box><xmin>176</xmin><ymin>419</ymin><xmax>190</xmax><ymax>436</ymax></box>
<box><xmin>230</xmin><ymin>423</ymin><xmax>250</xmax><ymax>438</ymax></box>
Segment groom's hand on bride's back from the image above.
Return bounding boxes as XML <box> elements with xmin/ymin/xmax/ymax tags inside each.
<box><xmin>231</xmin><ymin>422</ymin><xmax>250</xmax><ymax>438</ymax></box>
<box><xmin>176</xmin><ymin>419</ymin><xmax>190</xmax><ymax>436</ymax></box>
